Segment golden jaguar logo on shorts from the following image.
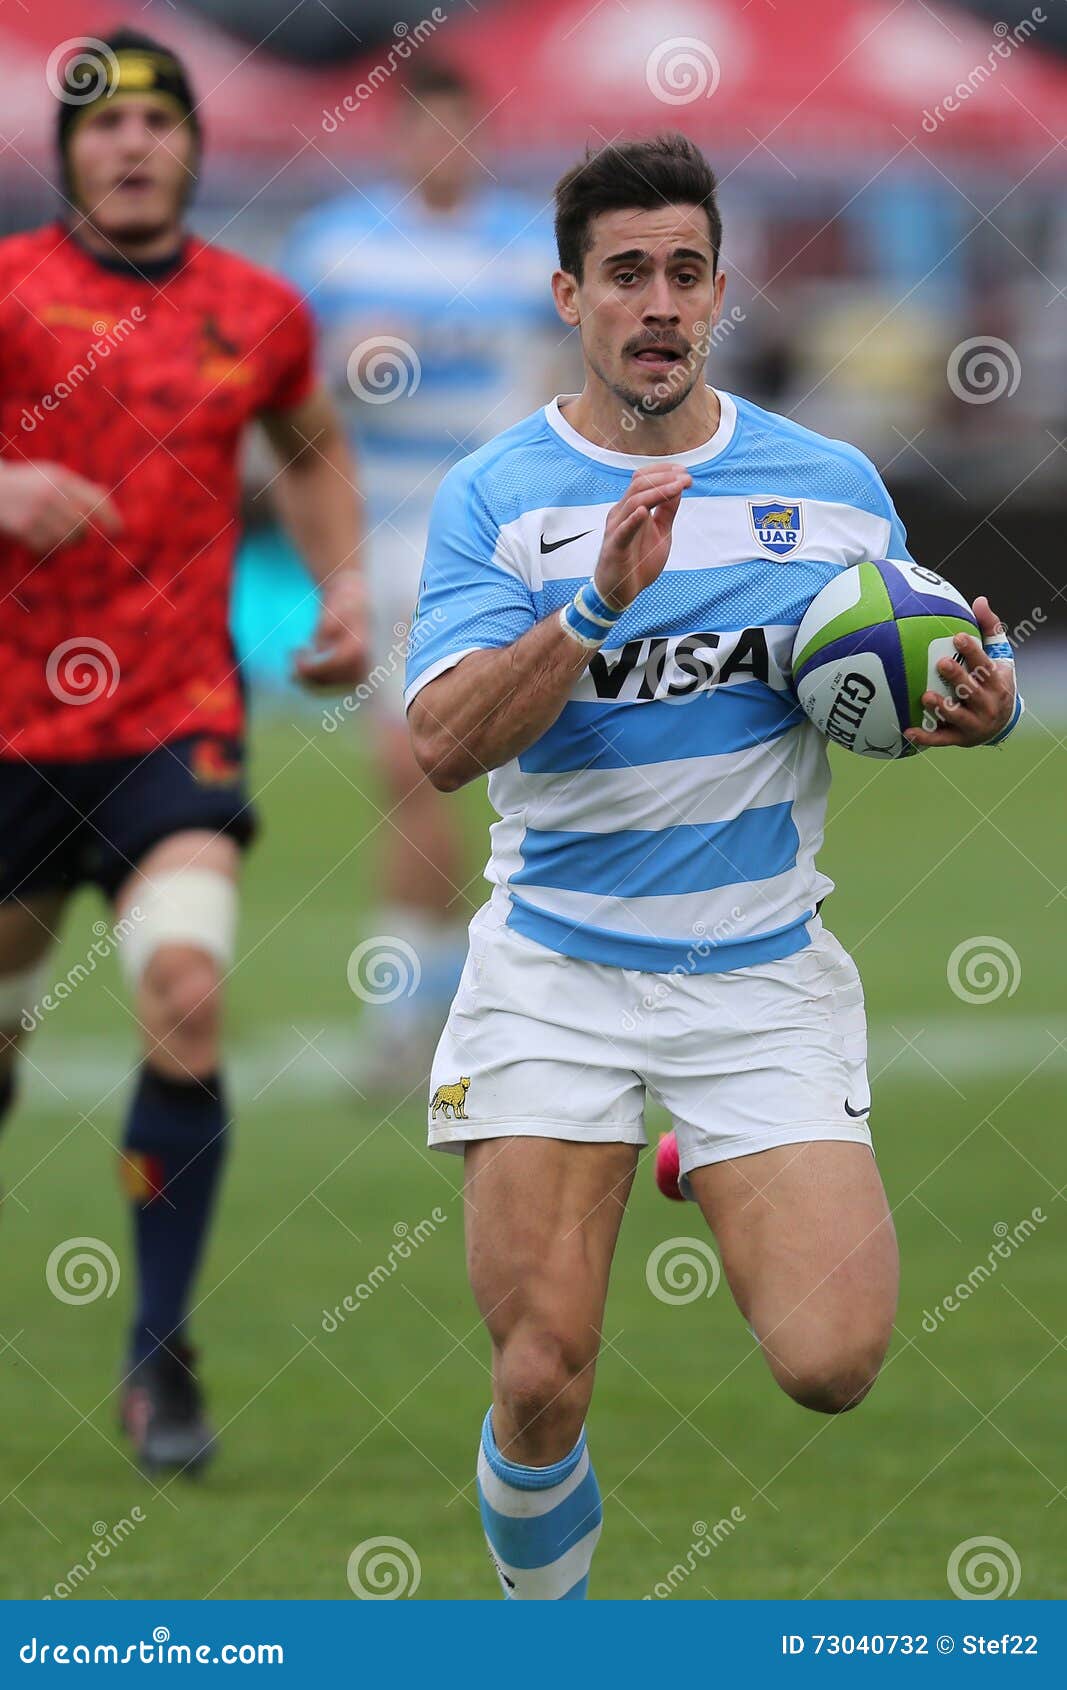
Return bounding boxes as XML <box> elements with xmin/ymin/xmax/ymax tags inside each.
<box><xmin>431</xmin><ymin>1077</ymin><xmax>470</xmax><ymax>1120</ymax></box>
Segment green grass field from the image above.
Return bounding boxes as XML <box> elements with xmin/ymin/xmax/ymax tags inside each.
<box><xmin>1</xmin><ymin>713</ymin><xmax>1064</xmax><ymax>1601</ymax></box>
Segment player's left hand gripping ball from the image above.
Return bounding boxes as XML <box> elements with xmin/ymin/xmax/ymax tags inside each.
<box><xmin>904</xmin><ymin>596</ymin><xmax>1017</xmax><ymax>749</ymax></box>
<box><xmin>294</xmin><ymin>571</ymin><xmax>370</xmax><ymax>691</ymax></box>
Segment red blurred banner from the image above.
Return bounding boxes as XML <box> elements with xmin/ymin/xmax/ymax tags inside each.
<box><xmin>4</xmin><ymin>0</ymin><xmax>1065</xmax><ymax>164</ymax></box>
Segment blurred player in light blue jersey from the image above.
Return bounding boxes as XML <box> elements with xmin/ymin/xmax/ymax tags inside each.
<box><xmin>286</xmin><ymin>60</ymin><xmax>562</xmax><ymax>1083</ymax></box>
<box><xmin>405</xmin><ymin>134</ymin><xmax>1020</xmax><ymax>1598</ymax></box>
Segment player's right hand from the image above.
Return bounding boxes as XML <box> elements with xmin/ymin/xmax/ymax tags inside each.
<box><xmin>292</xmin><ymin>568</ymin><xmax>370</xmax><ymax>692</ymax></box>
<box><xmin>593</xmin><ymin>464</ymin><xmax>692</xmax><ymax>610</ymax></box>
<box><xmin>0</xmin><ymin>462</ymin><xmax>122</xmax><ymax>555</ymax></box>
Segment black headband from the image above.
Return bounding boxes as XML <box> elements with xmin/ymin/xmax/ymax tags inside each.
<box><xmin>56</xmin><ymin>43</ymin><xmax>200</xmax><ymax>155</ymax></box>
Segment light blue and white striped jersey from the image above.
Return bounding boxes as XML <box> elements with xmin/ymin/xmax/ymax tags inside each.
<box><xmin>405</xmin><ymin>390</ymin><xmax>913</xmax><ymax>974</ymax></box>
<box><xmin>283</xmin><ymin>183</ymin><xmax>557</xmax><ymax>532</ymax></box>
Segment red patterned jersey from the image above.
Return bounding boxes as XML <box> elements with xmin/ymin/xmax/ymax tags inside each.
<box><xmin>0</xmin><ymin>223</ymin><xmax>315</xmax><ymax>760</ymax></box>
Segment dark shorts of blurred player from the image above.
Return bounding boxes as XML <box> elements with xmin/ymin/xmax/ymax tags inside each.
<box><xmin>0</xmin><ymin>736</ymin><xmax>256</xmax><ymax>908</ymax></box>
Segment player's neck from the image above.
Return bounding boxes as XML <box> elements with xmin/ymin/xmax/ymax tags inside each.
<box><xmin>562</xmin><ymin>383</ymin><xmax>721</xmax><ymax>458</ymax></box>
<box><xmin>72</xmin><ymin>216</ymin><xmax>186</xmax><ymax>269</ymax></box>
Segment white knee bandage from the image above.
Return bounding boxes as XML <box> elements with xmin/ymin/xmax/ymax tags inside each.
<box><xmin>118</xmin><ymin>870</ymin><xmax>238</xmax><ymax>985</ymax></box>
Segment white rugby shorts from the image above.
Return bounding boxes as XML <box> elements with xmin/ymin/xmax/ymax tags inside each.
<box><xmin>427</xmin><ymin>899</ymin><xmax>874</xmax><ymax>1186</ymax></box>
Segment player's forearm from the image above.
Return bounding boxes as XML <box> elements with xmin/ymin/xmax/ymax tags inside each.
<box><xmin>275</xmin><ymin>441</ymin><xmax>362</xmax><ymax>588</ymax></box>
<box><xmin>408</xmin><ymin>613</ymin><xmax>592</xmax><ymax>792</ymax></box>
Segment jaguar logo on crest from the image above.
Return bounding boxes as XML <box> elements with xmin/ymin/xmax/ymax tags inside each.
<box><xmin>748</xmin><ymin>499</ymin><xmax>803</xmax><ymax>558</ymax></box>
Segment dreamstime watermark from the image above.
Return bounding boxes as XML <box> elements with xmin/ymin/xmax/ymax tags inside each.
<box><xmin>646</xmin><ymin>1237</ymin><xmax>721</xmax><ymax>1304</ymax></box>
<box><xmin>45</xmin><ymin>1237</ymin><xmax>121</xmax><ymax>1306</ymax></box>
<box><xmin>44</xmin><ymin>1511</ymin><xmax>146</xmax><ymax>1599</ymax></box>
<box><xmin>18</xmin><ymin>1632</ymin><xmax>283</xmax><ymax>1666</ymax></box>
<box><xmin>346</xmin><ymin>336</ymin><xmax>422</xmax><ymax>404</ymax></box>
<box><xmin>920</xmin><ymin>9</ymin><xmax>1046</xmax><ymax>133</ymax></box>
<box><xmin>46</xmin><ymin>37</ymin><xmax>118</xmax><ymax>105</ymax></box>
<box><xmin>346</xmin><ymin>936</ymin><xmax>422</xmax><ymax>1004</ymax></box>
<box><xmin>346</xmin><ymin>1536</ymin><xmax>422</xmax><ymax>1598</ymax></box>
<box><xmin>321</xmin><ymin>1209</ymin><xmax>448</xmax><ymax>1332</ymax></box>
<box><xmin>947</xmin><ymin>936</ymin><xmax>1021</xmax><ymax>1004</ymax></box>
<box><xmin>621</xmin><ymin>909</ymin><xmax>744</xmax><ymax>1033</ymax></box>
<box><xmin>322</xmin><ymin>11</ymin><xmax>447</xmax><ymax>131</ymax></box>
<box><xmin>323</xmin><ymin>624</ymin><xmax>408</xmax><ymax>730</ymax></box>
<box><xmin>322</xmin><ymin>606</ymin><xmax>444</xmax><ymax>733</ymax></box>
<box><xmin>21</xmin><ymin>910</ymin><xmax>143</xmax><ymax>1034</ymax></box>
<box><xmin>1003</xmin><ymin>606</ymin><xmax>1045</xmax><ymax>648</ymax></box>
<box><xmin>642</xmin><ymin>1510</ymin><xmax>746</xmax><ymax>1598</ymax></box>
<box><xmin>947</xmin><ymin>336</ymin><xmax>1021</xmax><ymax>405</ymax></box>
<box><xmin>921</xmin><ymin>1209</ymin><xmax>1045</xmax><ymax>1333</ymax></box>
<box><xmin>620</xmin><ymin>309</ymin><xmax>746</xmax><ymax>434</ymax></box>
<box><xmin>646</xmin><ymin>37</ymin><xmax>721</xmax><ymax>105</ymax></box>
<box><xmin>21</xmin><ymin>309</ymin><xmax>146</xmax><ymax>432</ymax></box>
<box><xmin>46</xmin><ymin>638</ymin><xmax>121</xmax><ymax>706</ymax></box>
<box><xmin>947</xmin><ymin>1535</ymin><xmax>1021</xmax><ymax>1599</ymax></box>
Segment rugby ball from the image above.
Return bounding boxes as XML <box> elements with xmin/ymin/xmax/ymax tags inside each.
<box><xmin>792</xmin><ymin>559</ymin><xmax>979</xmax><ymax>760</ymax></box>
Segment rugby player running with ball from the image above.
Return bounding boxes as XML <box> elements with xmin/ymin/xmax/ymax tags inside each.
<box><xmin>406</xmin><ymin>133</ymin><xmax>1019</xmax><ymax>1597</ymax></box>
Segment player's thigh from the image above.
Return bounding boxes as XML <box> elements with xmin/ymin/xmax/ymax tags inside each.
<box><xmin>116</xmin><ymin>828</ymin><xmax>239</xmax><ymax>905</ymax></box>
<box><xmin>0</xmin><ymin>892</ymin><xmax>67</xmax><ymax>1057</ymax></box>
<box><xmin>688</xmin><ymin>1141</ymin><xmax>898</xmax><ymax>1383</ymax></box>
<box><xmin>0</xmin><ymin>892</ymin><xmax>67</xmax><ymax>972</ymax></box>
<box><xmin>374</xmin><ymin>716</ymin><xmax>437</xmax><ymax>802</ymax></box>
<box><xmin>465</xmin><ymin>1136</ymin><xmax>639</xmax><ymax>1356</ymax></box>
<box><xmin>369</xmin><ymin>674</ymin><xmax>457</xmax><ymax>828</ymax></box>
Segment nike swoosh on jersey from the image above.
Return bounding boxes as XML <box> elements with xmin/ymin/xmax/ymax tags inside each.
<box><xmin>540</xmin><ymin>529</ymin><xmax>593</xmax><ymax>554</ymax></box>
<box><xmin>843</xmin><ymin>1099</ymin><xmax>871</xmax><ymax>1118</ymax></box>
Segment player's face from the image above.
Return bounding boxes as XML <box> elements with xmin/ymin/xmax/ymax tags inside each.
<box><xmin>68</xmin><ymin>95</ymin><xmax>195</xmax><ymax>243</ymax></box>
<box><xmin>400</xmin><ymin>93</ymin><xmax>478</xmax><ymax>206</ymax></box>
<box><xmin>556</xmin><ymin>204</ymin><xmax>726</xmax><ymax>418</ymax></box>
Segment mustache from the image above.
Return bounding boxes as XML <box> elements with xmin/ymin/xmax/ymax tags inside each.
<box><xmin>624</xmin><ymin>333</ymin><xmax>691</xmax><ymax>358</ymax></box>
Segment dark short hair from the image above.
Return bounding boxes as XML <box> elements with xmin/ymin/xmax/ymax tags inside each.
<box><xmin>554</xmin><ymin>133</ymin><xmax>722</xmax><ymax>281</ymax></box>
<box><xmin>401</xmin><ymin>58</ymin><xmax>478</xmax><ymax>106</ymax></box>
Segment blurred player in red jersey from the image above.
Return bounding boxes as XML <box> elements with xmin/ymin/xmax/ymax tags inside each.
<box><xmin>0</xmin><ymin>29</ymin><xmax>367</xmax><ymax>1472</ymax></box>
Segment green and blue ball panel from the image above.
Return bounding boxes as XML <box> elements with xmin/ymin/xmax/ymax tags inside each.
<box><xmin>791</xmin><ymin>559</ymin><xmax>979</xmax><ymax>760</ymax></box>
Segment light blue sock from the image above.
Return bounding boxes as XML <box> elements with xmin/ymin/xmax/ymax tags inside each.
<box><xmin>475</xmin><ymin>1409</ymin><xmax>602</xmax><ymax>1599</ymax></box>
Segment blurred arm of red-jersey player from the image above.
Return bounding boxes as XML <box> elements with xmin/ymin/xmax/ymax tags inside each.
<box><xmin>260</xmin><ymin>381</ymin><xmax>369</xmax><ymax>691</ymax></box>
